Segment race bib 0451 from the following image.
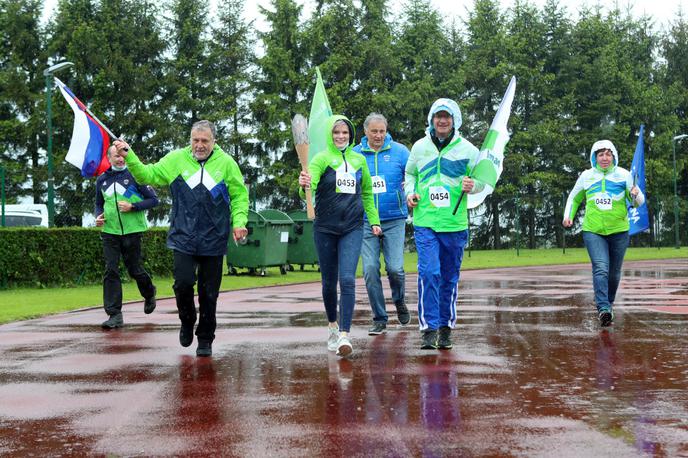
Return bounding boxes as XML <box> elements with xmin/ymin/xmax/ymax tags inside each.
<box><xmin>371</xmin><ymin>175</ymin><xmax>386</xmax><ymax>194</ymax></box>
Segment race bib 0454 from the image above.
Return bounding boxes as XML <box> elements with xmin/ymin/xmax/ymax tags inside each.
<box><xmin>429</xmin><ymin>186</ymin><xmax>450</xmax><ymax>207</ymax></box>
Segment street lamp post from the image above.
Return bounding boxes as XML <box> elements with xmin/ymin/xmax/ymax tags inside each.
<box><xmin>43</xmin><ymin>61</ymin><xmax>74</xmax><ymax>227</ymax></box>
<box><xmin>672</xmin><ymin>134</ymin><xmax>688</xmax><ymax>249</ymax></box>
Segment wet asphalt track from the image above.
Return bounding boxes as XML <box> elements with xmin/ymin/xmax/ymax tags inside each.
<box><xmin>0</xmin><ymin>259</ymin><xmax>687</xmax><ymax>457</ymax></box>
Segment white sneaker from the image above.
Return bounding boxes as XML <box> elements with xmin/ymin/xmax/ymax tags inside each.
<box><xmin>327</xmin><ymin>326</ymin><xmax>339</xmax><ymax>351</ymax></box>
<box><xmin>336</xmin><ymin>335</ymin><xmax>353</xmax><ymax>358</ymax></box>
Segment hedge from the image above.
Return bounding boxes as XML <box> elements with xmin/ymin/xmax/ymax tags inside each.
<box><xmin>0</xmin><ymin>227</ymin><xmax>173</xmax><ymax>288</ymax></box>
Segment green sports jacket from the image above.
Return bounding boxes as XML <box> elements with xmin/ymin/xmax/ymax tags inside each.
<box><xmin>125</xmin><ymin>145</ymin><xmax>248</xmax><ymax>256</ymax></box>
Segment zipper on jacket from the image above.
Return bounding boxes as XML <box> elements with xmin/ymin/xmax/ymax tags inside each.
<box><xmin>342</xmin><ymin>151</ymin><xmax>348</xmax><ymax>172</ymax></box>
<box><xmin>374</xmin><ymin>151</ymin><xmax>379</xmax><ymax>210</ymax></box>
<box><xmin>113</xmin><ymin>182</ymin><xmax>125</xmax><ymax>235</ymax></box>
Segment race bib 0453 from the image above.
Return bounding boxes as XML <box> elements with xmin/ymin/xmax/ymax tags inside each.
<box><xmin>336</xmin><ymin>171</ymin><xmax>356</xmax><ymax>194</ymax></box>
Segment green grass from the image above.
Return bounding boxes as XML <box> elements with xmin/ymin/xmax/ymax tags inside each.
<box><xmin>1</xmin><ymin>247</ymin><xmax>685</xmax><ymax>324</ymax></box>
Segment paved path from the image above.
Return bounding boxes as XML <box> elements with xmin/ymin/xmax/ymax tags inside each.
<box><xmin>0</xmin><ymin>259</ymin><xmax>687</xmax><ymax>456</ymax></box>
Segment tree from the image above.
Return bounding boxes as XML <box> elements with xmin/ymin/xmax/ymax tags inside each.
<box><xmin>46</xmin><ymin>0</ymin><xmax>167</xmax><ymax>224</ymax></box>
<box><xmin>0</xmin><ymin>0</ymin><xmax>45</xmax><ymax>205</ymax></box>
<box><xmin>251</xmin><ymin>0</ymin><xmax>310</xmax><ymax>209</ymax></box>
<box><xmin>162</xmin><ymin>0</ymin><xmax>213</xmax><ymax>148</ymax></box>
<box><xmin>207</xmin><ymin>0</ymin><xmax>256</xmax><ymax>190</ymax></box>
<box><xmin>463</xmin><ymin>0</ymin><xmax>510</xmax><ymax>247</ymax></box>
<box><xmin>394</xmin><ymin>0</ymin><xmax>449</xmax><ymax>145</ymax></box>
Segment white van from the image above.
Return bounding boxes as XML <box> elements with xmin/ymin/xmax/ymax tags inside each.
<box><xmin>0</xmin><ymin>204</ymin><xmax>49</xmax><ymax>227</ymax></box>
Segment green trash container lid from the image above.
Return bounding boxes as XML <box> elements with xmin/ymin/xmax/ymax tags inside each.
<box><xmin>246</xmin><ymin>209</ymin><xmax>266</xmax><ymax>226</ymax></box>
<box><xmin>258</xmin><ymin>209</ymin><xmax>293</xmax><ymax>224</ymax></box>
<box><xmin>287</xmin><ymin>210</ymin><xmax>309</xmax><ymax>222</ymax></box>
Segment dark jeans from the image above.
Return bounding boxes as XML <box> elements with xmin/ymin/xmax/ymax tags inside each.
<box><xmin>314</xmin><ymin>227</ymin><xmax>364</xmax><ymax>333</ymax></box>
<box><xmin>582</xmin><ymin>230</ymin><xmax>630</xmax><ymax>313</ymax></box>
<box><xmin>102</xmin><ymin>232</ymin><xmax>156</xmax><ymax>316</ymax></box>
<box><xmin>173</xmin><ymin>251</ymin><xmax>224</xmax><ymax>343</ymax></box>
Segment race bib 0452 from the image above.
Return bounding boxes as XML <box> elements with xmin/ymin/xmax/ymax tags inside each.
<box><xmin>595</xmin><ymin>193</ymin><xmax>612</xmax><ymax>211</ymax></box>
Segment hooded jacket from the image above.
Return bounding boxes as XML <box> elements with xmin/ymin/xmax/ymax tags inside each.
<box><xmin>564</xmin><ymin>140</ymin><xmax>645</xmax><ymax>235</ymax></box>
<box><xmin>125</xmin><ymin>145</ymin><xmax>249</xmax><ymax>256</ymax></box>
<box><xmin>303</xmin><ymin>115</ymin><xmax>380</xmax><ymax>235</ymax></box>
<box><xmin>353</xmin><ymin>133</ymin><xmax>409</xmax><ymax>222</ymax></box>
<box><xmin>95</xmin><ymin>167</ymin><xmax>158</xmax><ymax>235</ymax></box>
<box><xmin>404</xmin><ymin>99</ymin><xmax>482</xmax><ymax>232</ymax></box>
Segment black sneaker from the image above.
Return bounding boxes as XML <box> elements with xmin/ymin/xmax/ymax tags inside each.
<box><xmin>144</xmin><ymin>287</ymin><xmax>157</xmax><ymax>314</ymax></box>
<box><xmin>420</xmin><ymin>330</ymin><xmax>438</xmax><ymax>350</ymax></box>
<box><xmin>101</xmin><ymin>313</ymin><xmax>123</xmax><ymax>329</ymax></box>
<box><xmin>196</xmin><ymin>340</ymin><xmax>212</xmax><ymax>357</ymax></box>
<box><xmin>599</xmin><ymin>310</ymin><xmax>613</xmax><ymax>327</ymax></box>
<box><xmin>437</xmin><ymin>326</ymin><xmax>453</xmax><ymax>349</ymax></box>
<box><xmin>179</xmin><ymin>322</ymin><xmax>194</xmax><ymax>347</ymax></box>
<box><xmin>368</xmin><ymin>322</ymin><xmax>387</xmax><ymax>335</ymax></box>
<box><xmin>395</xmin><ymin>302</ymin><xmax>411</xmax><ymax>325</ymax></box>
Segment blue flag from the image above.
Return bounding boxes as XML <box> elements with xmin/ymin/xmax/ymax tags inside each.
<box><xmin>628</xmin><ymin>124</ymin><xmax>649</xmax><ymax>235</ymax></box>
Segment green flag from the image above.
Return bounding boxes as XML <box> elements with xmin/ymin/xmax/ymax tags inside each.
<box><xmin>468</xmin><ymin>76</ymin><xmax>516</xmax><ymax>209</ymax></box>
<box><xmin>308</xmin><ymin>67</ymin><xmax>333</xmax><ymax>163</ymax></box>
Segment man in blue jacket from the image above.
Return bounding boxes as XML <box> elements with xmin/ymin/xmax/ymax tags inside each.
<box><xmin>354</xmin><ymin>113</ymin><xmax>411</xmax><ymax>335</ymax></box>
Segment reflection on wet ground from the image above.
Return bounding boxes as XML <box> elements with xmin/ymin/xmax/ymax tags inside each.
<box><xmin>0</xmin><ymin>259</ymin><xmax>687</xmax><ymax>456</ymax></box>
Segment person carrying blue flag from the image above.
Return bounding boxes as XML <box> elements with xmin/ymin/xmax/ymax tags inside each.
<box><xmin>563</xmin><ymin>140</ymin><xmax>644</xmax><ymax>326</ymax></box>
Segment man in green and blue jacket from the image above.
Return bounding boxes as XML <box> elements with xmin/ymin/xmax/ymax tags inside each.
<box><xmin>353</xmin><ymin>113</ymin><xmax>411</xmax><ymax>335</ymax></box>
<box><xmin>115</xmin><ymin>120</ymin><xmax>249</xmax><ymax>357</ymax></box>
<box><xmin>405</xmin><ymin>98</ymin><xmax>484</xmax><ymax>351</ymax></box>
<box><xmin>96</xmin><ymin>144</ymin><xmax>159</xmax><ymax>329</ymax></box>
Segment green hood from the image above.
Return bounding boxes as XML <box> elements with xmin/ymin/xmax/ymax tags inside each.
<box><xmin>325</xmin><ymin>115</ymin><xmax>356</xmax><ymax>152</ymax></box>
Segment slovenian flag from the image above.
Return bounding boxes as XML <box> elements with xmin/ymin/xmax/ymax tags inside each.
<box><xmin>468</xmin><ymin>76</ymin><xmax>516</xmax><ymax>209</ymax></box>
<box><xmin>54</xmin><ymin>77</ymin><xmax>110</xmax><ymax>177</ymax></box>
<box><xmin>308</xmin><ymin>67</ymin><xmax>333</xmax><ymax>163</ymax></box>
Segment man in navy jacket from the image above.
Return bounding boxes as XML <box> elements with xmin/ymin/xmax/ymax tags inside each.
<box><xmin>354</xmin><ymin>113</ymin><xmax>411</xmax><ymax>334</ymax></box>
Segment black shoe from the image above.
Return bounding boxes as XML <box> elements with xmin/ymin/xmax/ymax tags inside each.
<box><xmin>368</xmin><ymin>322</ymin><xmax>387</xmax><ymax>335</ymax></box>
<box><xmin>144</xmin><ymin>288</ymin><xmax>157</xmax><ymax>314</ymax></box>
<box><xmin>437</xmin><ymin>326</ymin><xmax>453</xmax><ymax>349</ymax></box>
<box><xmin>420</xmin><ymin>330</ymin><xmax>438</xmax><ymax>350</ymax></box>
<box><xmin>101</xmin><ymin>313</ymin><xmax>123</xmax><ymax>329</ymax></box>
<box><xmin>179</xmin><ymin>322</ymin><xmax>194</xmax><ymax>347</ymax></box>
<box><xmin>196</xmin><ymin>340</ymin><xmax>212</xmax><ymax>357</ymax></box>
<box><xmin>395</xmin><ymin>302</ymin><xmax>410</xmax><ymax>325</ymax></box>
<box><xmin>599</xmin><ymin>310</ymin><xmax>613</xmax><ymax>327</ymax></box>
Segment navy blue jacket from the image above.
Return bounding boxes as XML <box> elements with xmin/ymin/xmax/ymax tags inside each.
<box><xmin>354</xmin><ymin>134</ymin><xmax>409</xmax><ymax>222</ymax></box>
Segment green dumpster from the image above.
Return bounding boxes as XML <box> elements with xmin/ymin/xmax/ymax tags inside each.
<box><xmin>226</xmin><ymin>209</ymin><xmax>294</xmax><ymax>276</ymax></box>
<box><xmin>286</xmin><ymin>210</ymin><xmax>319</xmax><ymax>271</ymax></box>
